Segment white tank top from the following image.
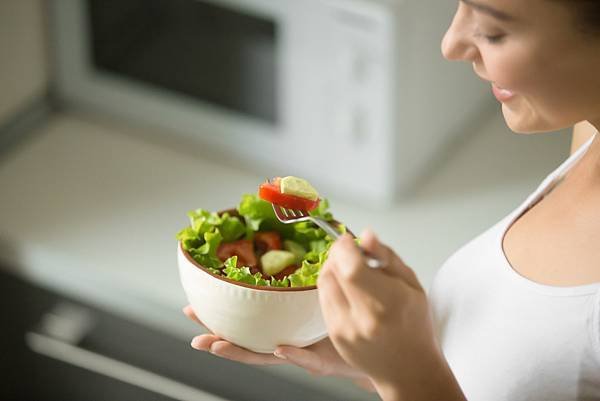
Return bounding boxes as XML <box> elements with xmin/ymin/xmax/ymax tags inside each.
<box><xmin>429</xmin><ymin>133</ymin><xmax>600</xmax><ymax>401</ymax></box>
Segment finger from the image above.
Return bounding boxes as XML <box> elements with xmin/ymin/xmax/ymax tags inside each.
<box><xmin>360</xmin><ymin>229</ymin><xmax>422</xmax><ymax>290</ymax></box>
<box><xmin>190</xmin><ymin>334</ymin><xmax>221</xmax><ymax>351</ymax></box>
<box><xmin>328</xmin><ymin>234</ymin><xmax>406</xmax><ymax>321</ymax></box>
<box><xmin>208</xmin><ymin>340</ymin><xmax>287</xmax><ymax>366</ymax></box>
<box><xmin>273</xmin><ymin>345</ymin><xmax>328</xmax><ymax>375</ymax></box>
<box><xmin>182</xmin><ymin>305</ymin><xmax>205</xmax><ymax>327</ymax></box>
<box><xmin>317</xmin><ymin>262</ymin><xmax>351</xmax><ymax>327</ymax></box>
<box><xmin>359</xmin><ymin>229</ymin><xmax>396</xmax><ymax>272</ymax></box>
<box><xmin>327</xmin><ymin>234</ymin><xmax>371</xmax><ymax>284</ymax></box>
<box><xmin>327</xmin><ymin>235</ymin><xmax>386</xmax><ymax>304</ymax></box>
<box><xmin>318</xmin><ymin>260</ymin><xmax>350</xmax><ymax>310</ymax></box>
<box><xmin>318</xmin><ymin>262</ymin><xmax>356</xmax><ymax>344</ymax></box>
<box><xmin>191</xmin><ymin>335</ymin><xmax>286</xmax><ymax>365</ymax></box>
<box><xmin>275</xmin><ymin>343</ymin><xmax>363</xmax><ymax>378</ymax></box>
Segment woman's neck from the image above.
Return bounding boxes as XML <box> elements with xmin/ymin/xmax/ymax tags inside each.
<box><xmin>579</xmin><ymin>119</ymin><xmax>600</xmax><ymax>185</ymax></box>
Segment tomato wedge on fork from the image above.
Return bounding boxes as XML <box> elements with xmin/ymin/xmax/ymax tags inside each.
<box><xmin>259</xmin><ymin>179</ymin><xmax>320</xmax><ymax>212</ymax></box>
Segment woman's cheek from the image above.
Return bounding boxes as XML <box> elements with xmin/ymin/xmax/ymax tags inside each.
<box><xmin>485</xmin><ymin>48</ymin><xmax>532</xmax><ymax>92</ymax></box>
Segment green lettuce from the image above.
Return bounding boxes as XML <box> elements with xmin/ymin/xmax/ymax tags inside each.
<box><xmin>177</xmin><ymin>193</ymin><xmax>339</xmax><ymax>287</ymax></box>
<box><xmin>176</xmin><ymin>208</ymin><xmax>246</xmax><ymax>270</ymax></box>
<box><xmin>288</xmin><ymin>241</ymin><xmax>332</xmax><ymax>287</ymax></box>
<box><xmin>221</xmin><ymin>256</ymin><xmax>267</xmax><ymax>286</ymax></box>
<box><xmin>221</xmin><ymin>256</ymin><xmax>291</xmax><ymax>287</ymax></box>
<box><xmin>218</xmin><ymin>213</ymin><xmax>246</xmax><ymax>242</ymax></box>
<box><xmin>309</xmin><ymin>198</ymin><xmax>334</xmax><ymax>221</ymax></box>
<box><xmin>188</xmin><ymin>230</ymin><xmax>223</xmax><ymax>270</ymax></box>
<box><xmin>237</xmin><ymin>194</ymin><xmax>274</xmax><ymax>232</ymax></box>
<box><xmin>177</xmin><ymin>210</ymin><xmax>244</xmax><ymax>249</ymax></box>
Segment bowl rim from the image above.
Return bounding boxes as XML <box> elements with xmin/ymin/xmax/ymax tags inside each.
<box><xmin>180</xmin><ymin>208</ymin><xmax>321</xmax><ymax>292</ymax></box>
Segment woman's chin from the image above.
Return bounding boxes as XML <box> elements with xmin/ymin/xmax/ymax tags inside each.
<box><xmin>501</xmin><ymin>104</ymin><xmax>550</xmax><ymax>134</ymax></box>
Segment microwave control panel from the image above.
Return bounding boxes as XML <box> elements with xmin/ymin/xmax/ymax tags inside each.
<box><xmin>325</xmin><ymin>0</ymin><xmax>394</xmax><ymax>147</ymax></box>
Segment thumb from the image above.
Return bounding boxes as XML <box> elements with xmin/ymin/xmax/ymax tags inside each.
<box><xmin>274</xmin><ymin>346</ymin><xmax>328</xmax><ymax>376</ymax></box>
<box><xmin>360</xmin><ymin>229</ymin><xmax>422</xmax><ymax>290</ymax></box>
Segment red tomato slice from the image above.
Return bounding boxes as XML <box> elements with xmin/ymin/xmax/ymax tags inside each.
<box><xmin>258</xmin><ymin>182</ymin><xmax>320</xmax><ymax>211</ymax></box>
<box><xmin>254</xmin><ymin>231</ymin><xmax>282</xmax><ymax>252</ymax></box>
<box><xmin>217</xmin><ymin>239</ymin><xmax>257</xmax><ymax>267</ymax></box>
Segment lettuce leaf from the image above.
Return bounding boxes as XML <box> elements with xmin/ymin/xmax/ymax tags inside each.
<box><xmin>288</xmin><ymin>259</ymin><xmax>322</xmax><ymax>287</ymax></box>
<box><xmin>188</xmin><ymin>230</ymin><xmax>223</xmax><ymax>269</ymax></box>
<box><xmin>310</xmin><ymin>198</ymin><xmax>334</xmax><ymax>221</ymax></box>
<box><xmin>218</xmin><ymin>213</ymin><xmax>246</xmax><ymax>242</ymax></box>
<box><xmin>237</xmin><ymin>194</ymin><xmax>275</xmax><ymax>232</ymax></box>
<box><xmin>222</xmin><ymin>256</ymin><xmax>270</xmax><ymax>286</ymax></box>
<box><xmin>177</xmin><ymin>209</ymin><xmax>245</xmax><ymax>253</ymax></box>
<box><xmin>288</xmin><ymin>241</ymin><xmax>332</xmax><ymax>287</ymax></box>
<box><xmin>189</xmin><ymin>209</ymin><xmax>219</xmax><ymax>236</ymax></box>
<box><xmin>222</xmin><ymin>256</ymin><xmax>290</xmax><ymax>287</ymax></box>
<box><xmin>197</xmin><ymin>230</ymin><xmax>222</xmax><ymax>257</ymax></box>
<box><xmin>270</xmin><ymin>276</ymin><xmax>290</xmax><ymax>287</ymax></box>
<box><xmin>176</xmin><ymin>226</ymin><xmax>201</xmax><ymax>250</ymax></box>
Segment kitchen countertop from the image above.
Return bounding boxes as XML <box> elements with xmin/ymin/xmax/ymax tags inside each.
<box><xmin>0</xmin><ymin>110</ymin><xmax>570</xmax><ymax>400</ymax></box>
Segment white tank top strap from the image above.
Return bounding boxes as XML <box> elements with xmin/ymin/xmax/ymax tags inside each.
<box><xmin>508</xmin><ymin>132</ymin><xmax>597</xmax><ymax>221</ymax></box>
<box><xmin>535</xmin><ymin>132</ymin><xmax>596</xmax><ymax>199</ymax></box>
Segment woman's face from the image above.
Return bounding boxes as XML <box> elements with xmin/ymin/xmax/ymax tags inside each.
<box><xmin>442</xmin><ymin>0</ymin><xmax>600</xmax><ymax>133</ymax></box>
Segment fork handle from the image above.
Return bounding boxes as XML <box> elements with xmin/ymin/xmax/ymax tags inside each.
<box><xmin>310</xmin><ymin>217</ymin><xmax>386</xmax><ymax>269</ymax></box>
<box><xmin>310</xmin><ymin>216</ymin><xmax>343</xmax><ymax>240</ymax></box>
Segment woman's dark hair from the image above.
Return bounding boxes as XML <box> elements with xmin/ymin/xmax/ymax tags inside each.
<box><xmin>558</xmin><ymin>0</ymin><xmax>600</xmax><ymax>35</ymax></box>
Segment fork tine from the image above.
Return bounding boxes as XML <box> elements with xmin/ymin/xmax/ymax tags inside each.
<box><xmin>271</xmin><ymin>203</ymin><xmax>311</xmax><ymax>224</ymax></box>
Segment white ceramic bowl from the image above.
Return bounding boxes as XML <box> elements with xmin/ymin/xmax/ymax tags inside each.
<box><xmin>177</xmin><ymin>242</ymin><xmax>328</xmax><ymax>353</ymax></box>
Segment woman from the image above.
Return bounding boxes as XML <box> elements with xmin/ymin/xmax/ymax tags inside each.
<box><xmin>184</xmin><ymin>0</ymin><xmax>600</xmax><ymax>399</ymax></box>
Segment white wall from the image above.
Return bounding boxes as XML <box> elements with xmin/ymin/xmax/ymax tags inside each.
<box><xmin>0</xmin><ymin>0</ymin><xmax>48</xmax><ymax>125</ymax></box>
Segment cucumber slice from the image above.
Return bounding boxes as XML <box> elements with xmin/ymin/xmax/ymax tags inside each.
<box><xmin>261</xmin><ymin>250</ymin><xmax>297</xmax><ymax>276</ymax></box>
<box><xmin>280</xmin><ymin>176</ymin><xmax>319</xmax><ymax>201</ymax></box>
<box><xmin>283</xmin><ymin>240</ymin><xmax>307</xmax><ymax>263</ymax></box>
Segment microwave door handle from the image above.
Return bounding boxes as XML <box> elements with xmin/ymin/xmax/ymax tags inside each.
<box><xmin>25</xmin><ymin>331</ymin><xmax>230</xmax><ymax>401</ymax></box>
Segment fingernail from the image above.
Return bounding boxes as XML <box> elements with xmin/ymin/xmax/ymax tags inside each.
<box><xmin>341</xmin><ymin>233</ymin><xmax>354</xmax><ymax>243</ymax></box>
<box><xmin>190</xmin><ymin>336</ymin><xmax>201</xmax><ymax>350</ymax></box>
<box><xmin>273</xmin><ymin>350</ymin><xmax>287</xmax><ymax>360</ymax></box>
<box><xmin>362</xmin><ymin>228</ymin><xmax>376</xmax><ymax>240</ymax></box>
<box><xmin>208</xmin><ymin>343</ymin><xmax>220</xmax><ymax>355</ymax></box>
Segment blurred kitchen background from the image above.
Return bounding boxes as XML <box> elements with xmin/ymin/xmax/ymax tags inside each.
<box><xmin>0</xmin><ymin>0</ymin><xmax>571</xmax><ymax>400</ymax></box>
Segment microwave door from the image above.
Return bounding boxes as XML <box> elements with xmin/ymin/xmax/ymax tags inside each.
<box><xmin>87</xmin><ymin>0</ymin><xmax>280</xmax><ymax>124</ymax></box>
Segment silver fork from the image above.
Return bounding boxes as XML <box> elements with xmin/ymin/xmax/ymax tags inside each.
<box><xmin>271</xmin><ymin>204</ymin><xmax>386</xmax><ymax>269</ymax></box>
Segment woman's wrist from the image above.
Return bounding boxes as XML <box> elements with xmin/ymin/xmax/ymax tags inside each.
<box><xmin>371</xmin><ymin>348</ymin><xmax>465</xmax><ymax>401</ymax></box>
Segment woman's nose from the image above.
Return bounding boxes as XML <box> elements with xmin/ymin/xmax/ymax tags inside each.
<box><xmin>441</xmin><ymin>12</ymin><xmax>478</xmax><ymax>62</ymax></box>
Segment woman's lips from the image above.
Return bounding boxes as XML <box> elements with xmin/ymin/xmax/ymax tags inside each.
<box><xmin>492</xmin><ymin>84</ymin><xmax>515</xmax><ymax>102</ymax></box>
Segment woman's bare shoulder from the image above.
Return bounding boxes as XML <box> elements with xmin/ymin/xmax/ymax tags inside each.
<box><xmin>571</xmin><ymin>121</ymin><xmax>598</xmax><ymax>155</ymax></box>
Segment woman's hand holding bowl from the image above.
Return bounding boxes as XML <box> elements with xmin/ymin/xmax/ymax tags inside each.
<box><xmin>183</xmin><ymin>306</ymin><xmax>376</xmax><ymax>392</ymax></box>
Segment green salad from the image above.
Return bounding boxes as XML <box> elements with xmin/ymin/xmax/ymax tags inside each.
<box><xmin>176</xmin><ymin>194</ymin><xmax>344</xmax><ymax>287</ymax></box>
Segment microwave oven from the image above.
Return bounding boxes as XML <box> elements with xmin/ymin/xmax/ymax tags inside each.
<box><xmin>50</xmin><ymin>0</ymin><xmax>490</xmax><ymax>205</ymax></box>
